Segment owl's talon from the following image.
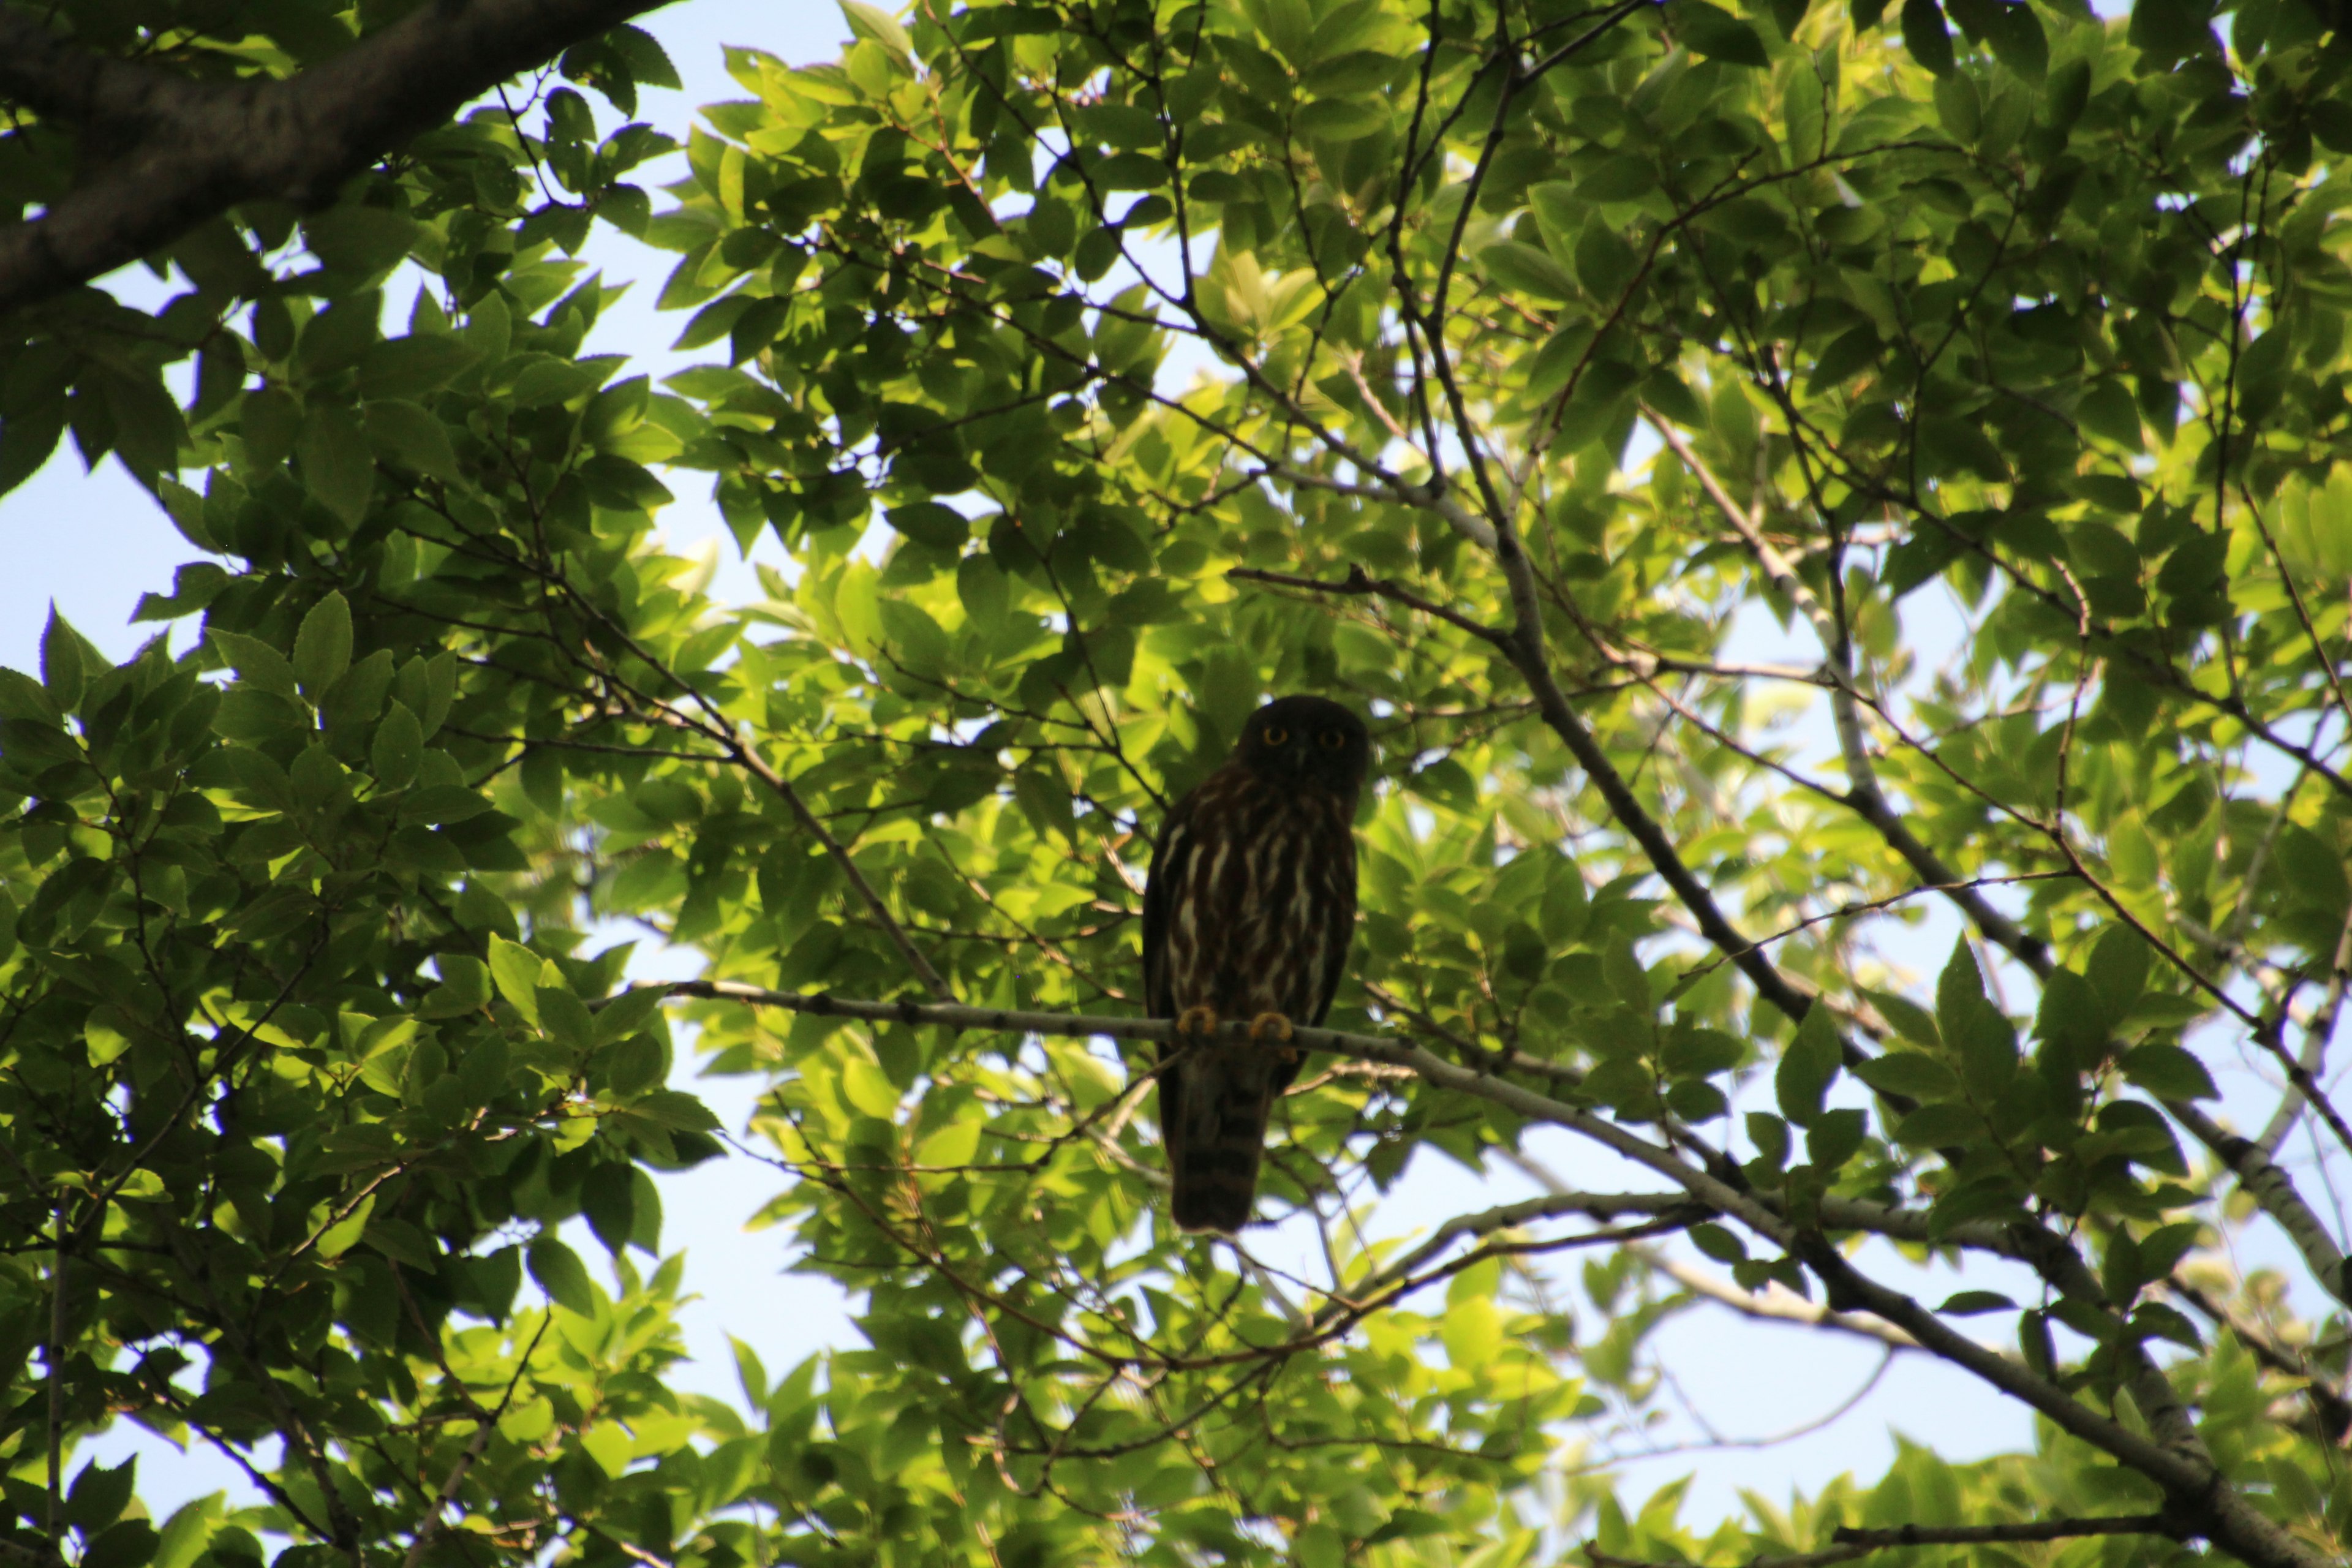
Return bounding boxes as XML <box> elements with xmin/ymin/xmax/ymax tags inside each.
<box><xmin>1175</xmin><ymin>1005</ymin><xmax>1221</xmax><ymax>1040</ymax></box>
<box><xmin>1248</xmin><ymin>1011</ymin><xmax>1295</xmax><ymax>1047</ymax></box>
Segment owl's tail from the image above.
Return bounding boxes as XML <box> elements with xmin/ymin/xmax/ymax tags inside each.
<box><xmin>1163</xmin><ymin>1047</ymin><xmax>1277</xmax><ymax>1234</ymax></box>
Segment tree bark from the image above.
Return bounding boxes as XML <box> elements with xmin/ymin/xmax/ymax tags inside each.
<box><xmin>0</xmin><ymin>0</ymin><xmax>673</xmax><ymax>315</ymax></box>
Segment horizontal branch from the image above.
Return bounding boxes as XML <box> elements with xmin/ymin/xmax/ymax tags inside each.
<box><xmin>1265</xmin><ymin>464</ymin><xmax>1498</xmax><ymax>550</ymax></box>
<box><xmin>661</xmin><ymin>981</ymin><xmax>1809</xmax><ymax>1251</ymax></box>
<box><xmin>0</xmin><ymin>0</ymin><xmax>668</xmax><ymax>314</ymax></box>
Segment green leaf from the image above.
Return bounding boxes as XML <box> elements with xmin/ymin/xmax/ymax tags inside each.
<box><xmin>1295</xmin><ymin>99</ymin><xmax>1389</xmax><ymax>142</ymax></box>
<box><xmin>1861</xmin><ymin>987</ymin><xmax>1939</xmax><ymax>1049</ymax></box>
<box><xmin>314</xmin><ymin>1191</ymin><xmax>376</xmax><ymax>1259</ymax></box>
<box><xmin>538</xmin><ymin>986</ymin><xmax>596</xmax><ymax>1054</ymax></box>
<box><xmin>2031</xmin><ymin>963</ymin><xmax>2099</xmax><ymax>1039</ymax></box>
<box><xmin>297</xmin><ymin>401</ymin><xmax>375</xmax><ymax>527</ymax></box>
<box><xmin>1934</xmin><ymin>938</ymin><xmax>1986</xmax><ymax>1043</ymax></box>
<box><xmin>2127</xmin><ymin>0</ymin><xmax>2215</xmax><ymax>62</ymax></box>
<box><xmin>420</xmin><ymin>955</ymin><xmax>491</xmax><ymax>1017</ymax></box>
<box><xmin>527</xmin><ymin>1235</ymin><xmax>598</xmax><ymax>1314</ymax></box>
<box><xmin>40</xmin><ymin>606</ymin><xmax>85</xmax><ymax>714</ymax></box>
<box><xmin>293</xmin><ymin>592</ymin><xmax>353</xmax><ymax>699</ymax></box>
<box><xmin>2086</xmin><ymin>926</ymin><xmax>2152</xmax><ymax>1021</ymax></box>
<box><xmin>303</xmin><ymin>206</ymin><xmax>420</xmax><ymax>281</ymax></box>
<box><xmin>85</xmin><ymin>1519</ymin><xmax>159</xmax><ymax>1568</ymax></box>
<box><xmin>582</xmin><ymin>1161</ymin><xmax>638</xmax><ymax>1254</ymax></box>
<box><xmin>1775</xmin><ymin>1005</ymin><xmax>1841</xmax><ymax>1124</ymax></box>
<box><xmin>1893</xmin><ymin>1101</ymin><xmax>1981</xmax><ymax>1147</ymax></box>
<box><xmin>595</xmin><ymin>985</ymin><xmax>669</xmax><ymax>1046</ymax></box>
<box><xmin>841</xmin><ymin>0</ymin><xmax>913</xmax><ymax>64</ymax></box>
<box><xmin>66</xmin><ymin>1458</ymin><xmax>136</xmax><ymax>1533</ymax></box>
<box><xmin>1574</xmin><ymin>218</ymin><xmax>1637</xmax><ymax>300</ymax></box>
<box><xmin>1479</xmin><ymin>241</ymin><xmax>1579</xmax><ymax>303</ymax></box>
<box><xmin>1806</xmin><ymin>1107</ymin><xmax>1867</xmax><ymax>1170</ymax></box>
<box><xmin>364</xmin><ymin>399</ymin><xmax>462</xmax><ymax>480</ymax></box>
<box><xmin>371</xmin><ymin>701</ymin><xmax>422</xmax><ymax>790</ymax></box>
<box><xmin>488</xmin><ymin>936</ymin><xmax>549</xmax><ymax>1017</ymax></box>
<box><xmin>1937</xmin><ymin>940</ymin><xmax>2017</xmax><ymax>1101</ymax></box>
<box><xmin>887</xmin><ymin>502</ymin><xmax>971</xmax><ymax>549</ymax></box>
<box><xmin>2119</xmin><ymin>1043</ymin><xmax>2217</xmax><ymax>1102</ymax></box>
<box><xmin>358</xmin><ymin>335</ymin><xmax>481</xmax><ymax>399</ymax></box>
<box><xmin>1936</xmin><ymin>1290</ymin><xmax>2016</xmax><ymax>1315</ymax></box>
<box><xmin>1900</xmin><ymin>0</ymin><xmax>1954</xmax><ymax>74</ymax></box>
<box><xmin>1690</xmin><ymin>1224</ymin><xmax>1747</xmax><ymax>1263</ymax></box>
<box><xmin>1673</xmin><ymin>0</ymin><xmax>1770</xmax><ymax>67</ymax></box>
<box><xmin>1850</xmin><ymin>1049</ymin><xmax>1957</xmax><ymax>1102</ymax></box>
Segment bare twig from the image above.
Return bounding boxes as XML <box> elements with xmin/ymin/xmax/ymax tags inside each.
<box><xmin>400</xmin><ymin>1315</ymin><xmax>552</xmax><ymax>1568</ymax></box>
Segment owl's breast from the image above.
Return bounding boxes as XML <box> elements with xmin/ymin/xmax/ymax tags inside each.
<box><xmin>1160</xmin><ymin>774</ymin><xmax>1355</xmax><ymax>1023</ymax></box>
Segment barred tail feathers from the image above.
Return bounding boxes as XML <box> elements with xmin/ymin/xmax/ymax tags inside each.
<box><xmin>1164</xmin><ymin>1046</ymin><xmax>1278</xmax><ymax>1234</ymax></box>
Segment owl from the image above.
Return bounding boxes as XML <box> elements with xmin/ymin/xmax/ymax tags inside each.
<box><xmin>1141</xmin><ymin>696</ymin><xmax>1370</xmax><ymax>1232</ymax></box>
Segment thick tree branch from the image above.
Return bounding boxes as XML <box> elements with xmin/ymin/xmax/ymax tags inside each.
<box><xmin>2169</xmin><ymin>1099</ymin><xmax>2352</xmax><ymax>1310</ymax></box>
<box><xmin>0</xmin><ymin>0</ymin><xmax>672</xmax><ymax>315</ymax></box>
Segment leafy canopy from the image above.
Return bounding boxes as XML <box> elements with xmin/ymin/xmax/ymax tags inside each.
<box><xmin>0</xmin><ymin>0</ymin><xmax>2348</xmax><ymax>1564</ymax></box>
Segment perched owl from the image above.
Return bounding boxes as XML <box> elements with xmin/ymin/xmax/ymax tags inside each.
<box><xmin>1141</xmin><ymin>696</ymin><xmax>1370</xmax><ymax>1232</ymax></box>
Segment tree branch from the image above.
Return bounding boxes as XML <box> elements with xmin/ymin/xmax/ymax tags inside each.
<box><xmin>2169</xmin><ymin>1099</ymin><xmax>2352</xmax><ymax>1310</ymax></box>
<box><xmin>401</xmin><ymin>1316</ymin><xmax>549</xmax><ymax>1568</ymax></box>
<box><xmin>1643</xmin><ymin>409</ymin><xmax>2051</xmax><ymax>970</ymax></box>
<box><xmin>0</xmin><ymin>0</ymin><xmax>672</xmax><ymax>315</ymax></box>
<box><xmin>1322</xmin><ymin>1189</ymin><xmax>1705</xmax><ymax>1329</ymax></box>
<box><xmin>1629</xmin><ymin>1244</ymin><xmax>1920</xmax><ymax>1352</ymax></box>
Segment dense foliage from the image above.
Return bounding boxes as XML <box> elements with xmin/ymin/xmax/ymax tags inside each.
<box><xmin>0</xmin><ymin>0</ymin><xmax>2347</xmax><ymax>1564</ymax></box>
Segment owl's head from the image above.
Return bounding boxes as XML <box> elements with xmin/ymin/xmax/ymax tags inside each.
<box><xmin>1232</xmin><ymin>695</ymin><xmax>1371</xmax><ymax>796</ymax></box>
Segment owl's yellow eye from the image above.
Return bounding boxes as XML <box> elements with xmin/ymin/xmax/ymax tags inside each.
<box><xmin>1263</xmin><ymin>726</ymin><xmax>1289</xmax><ymax>745</ymax></box>
<box><xmin>1319</xmin><ymin>729</ymin><xmax>1346</xmax><ymax>748</ymax></box>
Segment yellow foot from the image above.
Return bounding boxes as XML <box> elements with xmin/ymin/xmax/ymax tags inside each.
<box><xmin>1176</xmin><ymin>1005</ymin><xmax>1221</xmax><ymax>1039</ymax></box>
<box><xmin>1247</xmin><ymin>1011</ymin><xmax>1294</xmax><ymax>1044</ymax></box>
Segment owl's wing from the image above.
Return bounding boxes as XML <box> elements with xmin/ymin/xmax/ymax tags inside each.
<box><xmin>1306</xmin><ymin>825</ymin><xmax>1359</xmax><ymax>1029</ymax></box>
<box><xmin>1140</xmin><ymin>790</ymin><xmax>1197</xmax><ymax>1022</ymax></box>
